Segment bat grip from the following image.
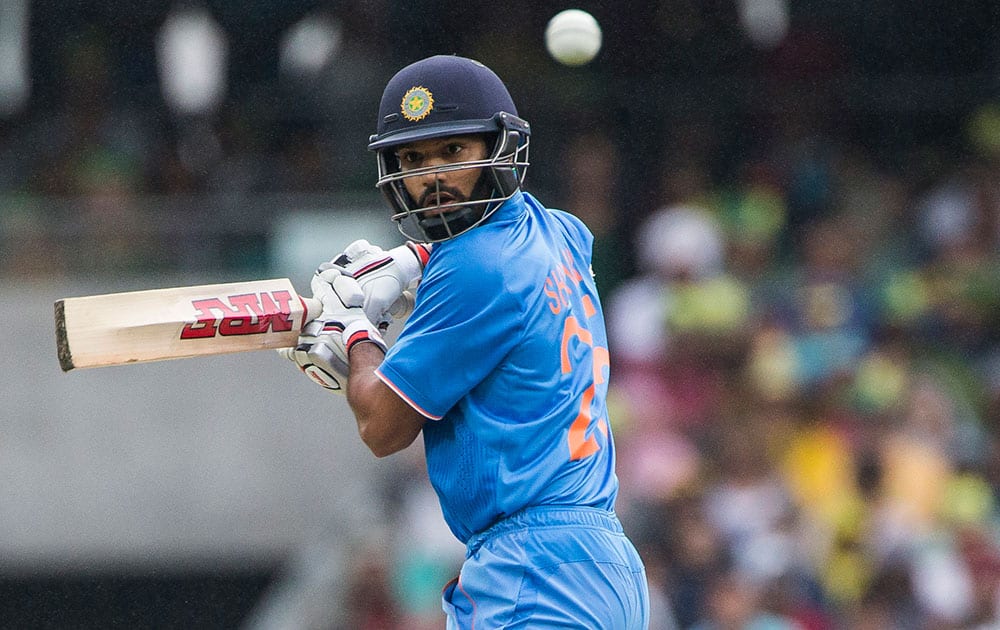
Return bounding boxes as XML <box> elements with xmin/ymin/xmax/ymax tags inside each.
<box><xmin>302</xmin><ymin>297</ymin><xmax>324</xmax><ymax>324</ymax></box>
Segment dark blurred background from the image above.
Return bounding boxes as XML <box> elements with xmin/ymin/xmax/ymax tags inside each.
<box><xmin>1</xmin><ymin>1</ymin><xmax>999</xmax><ymax>628</ymax></box>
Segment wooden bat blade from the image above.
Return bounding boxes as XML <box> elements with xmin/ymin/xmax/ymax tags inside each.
<box><xmin>55</xmin><ymin>279</ymin><xmax>321</xmax><ymax>371</ymax></box>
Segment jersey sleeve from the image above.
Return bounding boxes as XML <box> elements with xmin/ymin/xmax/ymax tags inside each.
<box><xmin>375</xmin><ymin>239</ymin><xmax>522</xmax><ymax>419</ymax></box>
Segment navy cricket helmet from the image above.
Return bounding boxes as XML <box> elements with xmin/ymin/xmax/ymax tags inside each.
<box><xmin>368</xmin><ymin>55</ymin><xmax>530</xmax><ymax>242</ymax></box>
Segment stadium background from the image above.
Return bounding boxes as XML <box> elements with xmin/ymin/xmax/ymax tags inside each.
<box><xmin>0</xmin><ymin>0</ymin><xmax>998</xmax><ymax>628</ymax></box>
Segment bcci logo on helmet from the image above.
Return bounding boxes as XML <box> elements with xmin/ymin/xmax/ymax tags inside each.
<box><xmin>401</xmin><ymin>86</ymin><xmax>433</xmax><ymax>121</ymax></box>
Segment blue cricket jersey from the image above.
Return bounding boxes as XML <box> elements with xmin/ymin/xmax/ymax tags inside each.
<box><xmin>375</xmin><ymin>191</ymin><xmax>620</xmax><ymax>543</ymax></box>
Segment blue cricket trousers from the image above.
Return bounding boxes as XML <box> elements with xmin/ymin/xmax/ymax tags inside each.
<box><xmin>442</xmin><ymin>506</ymin><xmax>650</xmax><ymax>629</ymax></box>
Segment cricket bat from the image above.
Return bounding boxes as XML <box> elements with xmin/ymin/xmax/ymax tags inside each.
<box><xmin>55</xmin><ymin>278</ymin><xmax>322</xmax><ymax>372</ymax></box>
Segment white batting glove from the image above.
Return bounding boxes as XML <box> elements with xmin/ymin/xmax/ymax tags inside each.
<box><xmin>278</xmin><ymin>268</ymin><xmax>386</xmax><ymax>393</ymax></box>
<box><xmin>320</xmin><ymin>239</ymin><xmax>431</xmax><ymax>328</ymax></box>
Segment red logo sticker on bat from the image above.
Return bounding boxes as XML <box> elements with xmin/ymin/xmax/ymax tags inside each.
<box><xmin>180</xmin><ymin>291</ymin><xmax>296</xmax><ymax>339</ymax></box>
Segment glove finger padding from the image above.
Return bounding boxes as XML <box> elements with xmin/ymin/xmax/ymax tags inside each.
<box><xmin>320</xmin><ymin>240</ymin><xmax>430</xmax><ymax>326</ymax></box>
<box><xmin>312</xmin><ymin>268</ymin><xmax>366</xmax><ymax>313</ymax></box>
<box><xmin>278</xmin><ymin>320</ymin><xmax>351</xmax><ymax>393</ymax></box>
<box><xmin>343</xmin><ymin>238</ymin><xmax>380</xmax><ymax>261</ymax></box>
<box><xmin>312</xmin><ymin>270</ymin><xmax>386</xmax><ymax>353</ymax></box>
<box><xmin>299</xmin><ymin>338</ymin><xmax>350</xmax><ymax>391</ymax></box>
<box><xmin>282</xmin><ymin>268</ymin><xmax>386</xmax><ymax>393</ymax></box>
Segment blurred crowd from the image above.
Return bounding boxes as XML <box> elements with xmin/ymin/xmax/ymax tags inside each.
<box><xmin>2</xmin><ymin>2</ymin><xmax>999</xmax><ymax>629</ymax></box>
<box><xmin>605</xmin><ymin>114</ymin><xmax>1000</xmax><ymax>629</ymax></box>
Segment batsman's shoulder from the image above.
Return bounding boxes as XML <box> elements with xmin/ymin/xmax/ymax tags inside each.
<box><xmin>549</xmin><ymin>206</ymin><xmax>595</xmax><ymax>247</ymax></box>
<box><xmin>429</xmin><ymin>230</ymin><xmax>505</xmax><ymax>285</ymax></box>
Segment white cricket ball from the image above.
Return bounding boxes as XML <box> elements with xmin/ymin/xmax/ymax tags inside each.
<box><xmin>545</xmin><ymin>9</ymin><xmax>602</xmax><ymax>67</ymax></box>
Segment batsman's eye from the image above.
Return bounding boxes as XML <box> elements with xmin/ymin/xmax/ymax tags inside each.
<box><xmin>397</xmin><ymin>150</ymin><xmax>422</xmax><ymax>166</ymax></box>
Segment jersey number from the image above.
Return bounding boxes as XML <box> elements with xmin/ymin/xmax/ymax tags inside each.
<box><xmin>547</xmin><ymin>253</ymin><xmax>609</xmax><ymax>462</ymax></box>
<box><xmin>560</xmin><ymin>299</ymin><xmax>608</xmax><ymax>461</ymax></box>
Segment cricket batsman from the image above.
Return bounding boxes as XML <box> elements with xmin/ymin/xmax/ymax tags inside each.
<box><xmin>283</xmin><ymin>54</ymin><xmax>650</xmax><ymax>628</ymax></box>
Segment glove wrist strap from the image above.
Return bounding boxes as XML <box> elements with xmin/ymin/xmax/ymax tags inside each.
<box><xmin>391</xmin><ymin>242</ymin><xmax>431</xmax><ymax>289</ymax></box>
<box><xmin>342</xmin><ymin>319</ymin><xmax>387</xmax><ymax>354</ymax></box>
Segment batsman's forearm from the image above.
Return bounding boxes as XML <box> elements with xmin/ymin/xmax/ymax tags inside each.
<box><xmin>346</xmin><ymin>344</ymin><xmax>424</xmax><ymax>457</ymax></box>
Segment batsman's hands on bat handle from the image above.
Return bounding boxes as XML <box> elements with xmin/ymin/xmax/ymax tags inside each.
<box><xmin>320</xmin><ymin>239</ymin><xmax>431</xmax><ymax>327</ymax></box>
<box><xmin>278</xmin><ymin>268</ymin><xmax>386</xmax><ymax>393</ymax></box>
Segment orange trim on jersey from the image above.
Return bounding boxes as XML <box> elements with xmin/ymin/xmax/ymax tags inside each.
<box><xmin>374</xmin><ymin>367</ymin><xmax>443</xmax><ymax>420</ymax></box>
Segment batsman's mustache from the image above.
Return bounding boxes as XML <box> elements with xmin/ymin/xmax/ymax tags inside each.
<box><xmin>418</xmin><ymin>184</ymin><xmax>465</xmax><ymax>208</ymax></box>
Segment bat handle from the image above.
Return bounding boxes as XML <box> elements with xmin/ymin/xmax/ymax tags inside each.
<box><xmin>302</xmin><ymin>297</ymin><xmax>324</xmax><ymax>324</ymax></box>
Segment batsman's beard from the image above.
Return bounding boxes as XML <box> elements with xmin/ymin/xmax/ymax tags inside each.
<box><xmin>410</xmin><ymin>173</ymin><xmax>494</xmax><ymax>241</ymax></box>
